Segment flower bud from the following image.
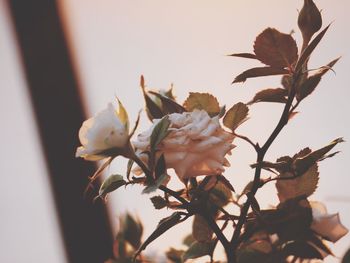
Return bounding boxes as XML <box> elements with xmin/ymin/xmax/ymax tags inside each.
<box><xmin>298</xmin><ymin>0</ymin><xmax>322</xmax><ymax>42</ymax></box>
<box><xmin>76</xmin><ymin>102</ymin><xmax>130</xmax><ymax>160</ymax></box>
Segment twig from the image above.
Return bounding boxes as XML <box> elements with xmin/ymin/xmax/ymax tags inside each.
<box><xmin>234</xmin><ymin>133</ymin><xmax>259</xmax><ymax>152</ymax></box>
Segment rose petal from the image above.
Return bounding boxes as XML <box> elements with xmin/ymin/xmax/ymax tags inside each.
<box><xmin>311</xmin><ymin>213</ymin><xmax>349</xmax><ymax>242</ymax></box>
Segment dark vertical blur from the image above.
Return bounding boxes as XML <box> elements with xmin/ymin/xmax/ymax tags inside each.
<box><xmin>7</xmin><ymin>0</ymin><xmax>113</xmax><ymax>262</ymax></box>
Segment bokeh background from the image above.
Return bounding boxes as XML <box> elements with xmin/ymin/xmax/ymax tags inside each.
<box><xmin>1</xmin><ymin>0</ymin><xmax>349</xmax><ymax>262</ymax></box>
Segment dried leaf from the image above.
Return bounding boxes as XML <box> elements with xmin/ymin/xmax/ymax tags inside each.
<box><xmin>233</xmin><ymin>67</ymin><xmax>289</xmax><ymax>83</ymax></box>
<box><xmin>248</xmin><ymin>88</ymin><xmax>288</xmax><ymax>105</ymax></box>
<box><xmin>150</xmin><ymin>195</ymin><xmax>167</xmax><ymax>209</ymax></box>
<box><xmin>276</xmin><ymin>164</ymin><xmax>319</xmax><ymax>202</ymax></box>
<box><xmin>223</xmin><ymin>102</ymin><xmax>249</xmax><ymax>131</ymax></box>
<box><xmin>183</xmin><ymin>92</ymin><xmax>220</xmax><ymax>117</ymax></box>
<box><xmin>254</xmin><ymin>28</ymin><xmax>298</xmax><ymax>68</ymax></box>
<box><xmin>192</xmin><ymin>215</ymin><xmax>213</xmax><ymax>243</ymax></box>
<box><xmin>294</xmin><ymin>138</ymin><xmax>344</xmax><ymax>176</ymax></box>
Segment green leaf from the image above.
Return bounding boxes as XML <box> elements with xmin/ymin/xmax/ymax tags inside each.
<box><xmin>150</xmin><ymin>116</ymin><xmax>171</xmax><ymax>151</ymax></box>
<box><xmin>295</xmin><ymin>24</ymin><xmax>331</xmax><ymax>73</ymax></box>
<box><xmin>296</xmin><ymin>57</ymin><xmax>340</xmax><ymax>101</ymax></box>
<box><xmin>223</xmin><ymin>102</ymin><xmax>249</xmax><ymax>131</ymax></box>
<box><xmin>183</xmin><ymin>241</ymin><xmax>214</xmax><ymax>262</ymax></box>
<box><xmin>183</xmin><ymin>92</ymin><xmax>221</xmax><ymax>117</ymax></box>
<box><xmin>342</xmin><ymin>248</ymin><xmax>350</xmax><ymax>263</ymax></box>
<box><xmin>150</xmin><ymin>195</ymin><xmax>167</xmax><ymax>209</ymax></box>
<box><xmin>122</xmin><ymin>213</ymin><xmax>143</xmax><ymax>249</ymax></box>
<box><xmin>233</xmin><ymin>67</ymin><xmax>289</xmax><ymax>83</ymax></box>
<box><xmin>254</xmin><ymin>28</ymin><xmax>298</xmax><ymax>68</ymax></box>
<box><xmin>192</xmin><ymin>215</ymin><xmax>213</xmax><ymax>243</ymax></box>
<box><xmin>248</xmin><ymin>88</ymin><xmax>288</xmax><ymax>104</ymax></box>
<box><xmin>276</xmin><ymin>164</ymin><xmax>319</xmax><ymax>202</ymax></box>
<box><xmin>294</xmin><ymin>137</ymin><xmax>344</xmax><ymax>176</ymax></box>
<box><xmin>209</xmin><ymin>181</ymin><xmax>233</xmax><ymax>207</ymax></box>
<box><xmin>140</xmin><ymin>75</ymin><xmax>164</xmax><ymax>120</ymax></box>
<box><xmin>98</xmin><ymin>174</ymin><xmax>126</xmax><ymax>199</ymax></box>
<box><xmin>142</xmin><ymin>173</ymin><xmax>170</xmax><ymax>194</ymax></box>
<box><xmin>134</xmin><ymin>212</ymin><xmax>183</xmax><ymax>259</ymax></box>
<box><xmin>183</xmin><ymin>234</ymin><xmax>195</xmax><ymax>247</ymax></box>
<box><xmin>149</xmin><ymin>91</ymin><xmax>185</xmax><ymax>114</ymax></box>
<box><xmin>155</xmin><ymin>154</ymin><xmax>166</xmax><ymax>179</ymax></box>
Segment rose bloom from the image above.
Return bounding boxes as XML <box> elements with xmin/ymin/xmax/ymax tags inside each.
<box><xmin>76</xmin><ymin>103</ymin><xmax>129</xmax><ymax>161</ymax></box>
<box><xmin>310</xmin><ymin>201</ymin><xmax>348</xmax><ymax>243</ymax></box>
<box><xmin>133</xmin><ymin>110</ymin><xmax>235</xmax><ymax>181</ymax></box>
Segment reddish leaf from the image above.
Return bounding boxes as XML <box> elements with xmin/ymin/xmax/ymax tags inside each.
<box><xmin>295</xmin><ymin>24</ymin><xmax>331</xmax><ymax>73</ymax></box>
<box><xmin>296</xmin><ymin>57</ymin><xmax>340</xmax><ymax>101</ymax></box>
<box><xmin>254</xmin><ymin>28</ymin><xmax>298</xmax><ymax>68</ymax></box>
<box><xmin>233</xmin><ymin>67</ymin><xmax>289</xmax><ymax>83</ymax></box>
<box><xmin>228</xmin><ymin>53</ymin><xmax>257</xmax><ymax>59</ymax></box>
<box><xmin>248</xmin><ymin>88</ymin><xmax>288</xmax><ymax>105</ymax></box>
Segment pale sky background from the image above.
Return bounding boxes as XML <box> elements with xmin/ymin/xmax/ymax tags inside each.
<box><xmin>1</xmin><ymin>0</ymin><xmax>350</xmax><ymax>262</ymax></box>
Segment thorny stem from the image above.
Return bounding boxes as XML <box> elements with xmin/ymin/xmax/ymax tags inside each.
<box><xmin>229</xmin><ymin>72</ymin><xmax>299</xmax><ymax>262</ymax></box>
<box><xmin>132</xmin><ymin>152</ymin><xmax>232</xmax><ymax>255</ymax></box>
<box><xmin>234</xmin><ymin>133</ymin><xmax>259</xmax><ymax>152</ymax></box>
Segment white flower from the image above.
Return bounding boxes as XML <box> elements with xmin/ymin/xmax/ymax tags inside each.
<box><xmin>133</xmin><ymin>110</ymin><xmax>235</xmax><ymax>181</ymax></box>
<box><xmin>76</xmin><ymin>102</ymin><xmax>129</xmax><ymax>160</ymax></box>
<box><xmin>310</xmin><ymin>201</ymin><xmax>348</xmax><ymax>242</ymax></box>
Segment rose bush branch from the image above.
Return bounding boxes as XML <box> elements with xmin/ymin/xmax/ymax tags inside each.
<box><xmin>75</xmin><ymin>1</ymin><xmax>348</xmax><ymax>262</ymax></box>
<box><xmin>230</xmin><ymin>70</ymin><xmax>299</xmax><ymax>253</ymax></box>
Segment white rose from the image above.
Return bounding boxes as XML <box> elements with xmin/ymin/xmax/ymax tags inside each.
<box><xmin>310</xmin><ymin>201</ymin><xmax>348</xmax><ymax>242</ymax></box>
<box><xmin>76</xmin><ymin>102</ymin><xmax>129</xmax><ymax>160</ymax></box>
<box><xmin>133</xmin><ymin>110</ymin><xmax>235</xmax><ymax>181</ymax></box>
